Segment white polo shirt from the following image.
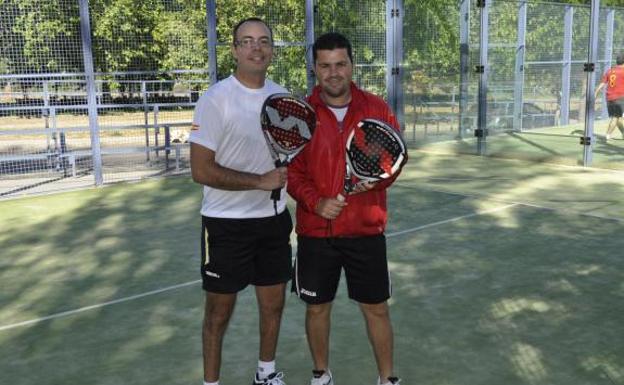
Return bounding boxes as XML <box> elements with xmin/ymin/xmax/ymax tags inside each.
<box><xmin>189</xmin><ymin>75</ymin><xmax>288</xmax><ymax>218</ymax></box>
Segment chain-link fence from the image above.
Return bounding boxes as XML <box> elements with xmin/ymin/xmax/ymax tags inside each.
<box><xmin>414</xmin><ymin>0</ymin><xmax>624</xmax><ymax>169</ymax></box>
<box><xmin>1</xmin><ymin>0</ymin><xmax>623</xmax><ymax>199</ymax></box>
<box><xmin>0</xmin><ymin>0</ymin><xmax>211</xmax><ymax>197</ymax></box>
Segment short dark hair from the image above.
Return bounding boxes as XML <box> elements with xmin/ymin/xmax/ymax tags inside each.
<box><xmin>312</xmin><ymin>32</ymin><xmax>353</xmax><ymax>64</ymax></box>
<box><xmin>232</xmin><ymin>17</ymin><xmax>273</xmax><ymax>44</ymax></box>
<box><xmin>617</xmin><ymin>54</ymin><xmax>624</xmax><ymax>65</ymax></box>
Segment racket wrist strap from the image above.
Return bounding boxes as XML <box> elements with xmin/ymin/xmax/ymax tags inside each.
<box><xmin>272</xmin><ymin>195</ymin><xmax>278</xmax><ymax>216</ymax></box>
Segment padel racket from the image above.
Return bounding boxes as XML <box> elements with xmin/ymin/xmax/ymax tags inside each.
<box><xmin>260</xmin><ymin>93</ymin><xmax>316</xmax><ymax>203</ymax></box>
<box><xmin>337</xmin><ymin>118</ymin><xmax>407</xmax><ymax>201</ymax></box>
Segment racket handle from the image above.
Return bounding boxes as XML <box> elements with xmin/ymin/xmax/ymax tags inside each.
<box><xmin>271</xmin><ymin>188</ymin><xmax>281</xmax><ymax>201</ymax></box>
<box><xmin>271</xmin><ymin>159</ymin><xmax>284</xmax><ymax>201</ymax></box>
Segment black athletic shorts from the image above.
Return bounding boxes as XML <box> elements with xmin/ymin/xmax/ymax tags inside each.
<box><xmin>292</xmin><ymin>235</ymin><xmax>391</xmax><ymax>304</ymax></box>
<box><xmin>607</xmin><ymin>99</ymin><xmax>624</xmax><ymax>117</ymax></box>
<box><xmin>200</xmin><ymin>209</ymin><xmax>293</xmax><ymax>293</ymax></box>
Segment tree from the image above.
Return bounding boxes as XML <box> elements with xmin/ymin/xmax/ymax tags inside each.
<box><xmin>90</xmin><ymin>0</ymin><xmax>161</xmax><ymax>73</ymax></box>
<box><xmin>152</xmin><ymin>0</ymin><xmax>208</xmax><ymax>73</ymax></box>
<box><xmin>9</xmin><ymin>0</ymin><xmax>82</xmax><ymax>73</ymax></box>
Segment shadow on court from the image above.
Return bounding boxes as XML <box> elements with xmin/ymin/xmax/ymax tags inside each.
<box><xmin>1</xmin><ymin>152</ymin><xmax>623</xmax><ymax>385</ymax></box>
<box><xmin>0</xmin><ymin>177</ymin><xmax>205</xmax><ymax>385</ymax></box>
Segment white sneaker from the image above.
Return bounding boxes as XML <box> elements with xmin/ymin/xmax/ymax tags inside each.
<box><xmin>311</xmin><ymin>369</ymin><xmax>333</xmax><ymax>385</ymax></box>
<box><xmin>378</xmin><ymin>376</ymin><xmax>401</xmax><ymax>385</ymax></box>
<box><xmin>252</xmin><ymin>371</ymin><xmax>286</xmax><ymax>385</ymax></box>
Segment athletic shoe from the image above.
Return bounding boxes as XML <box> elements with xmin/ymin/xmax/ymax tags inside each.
<box><xmin>252</xmin><ymin>371</ymin><xmax>286</xmax><ymax>385</ymax></box>
<box><xmin>311</xmin><ymin>369</ymin><xmax>333</xmax><ymax>385</ymax></box>
<box><xmin>378</xmin><ymin>377</ymin><xmax>401</xmax><ymax>385</ymax></box>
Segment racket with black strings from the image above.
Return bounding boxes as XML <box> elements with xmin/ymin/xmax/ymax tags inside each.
<box><xmin>260</xmin><ymin>93</ymin><xmax>316</xmax><ymax>210</ymax></box>
<box><xmin>337</xmin><ymin>118</ymin><xmax>407</xmax><ymax>201</ymax></box>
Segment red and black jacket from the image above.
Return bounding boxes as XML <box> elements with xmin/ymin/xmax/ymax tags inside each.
<box><xmin>287</xmin><ymin>82</ymin><xmax>406</xmax><ymax>238</ymax></box>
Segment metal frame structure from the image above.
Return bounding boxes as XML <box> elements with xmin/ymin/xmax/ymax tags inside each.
<box><xmin>464</xmin><ymin>0</ymin><xmax>604</xmax><ymax>164</ymax></box>
<box><xmin>1</xmin><ymin>0</ymin><xmax>619</xmax><ymax>198</ymax></box>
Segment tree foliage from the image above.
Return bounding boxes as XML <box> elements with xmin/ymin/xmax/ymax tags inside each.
<box><xmin>2</xmin><ymin>0</ymin><xmax>624</xmax><ymax>97</ymax></box>
<box><xmin>5</xmin><ymin>0</ymin><xmax>82</xmax><ymax>73</ymax></box>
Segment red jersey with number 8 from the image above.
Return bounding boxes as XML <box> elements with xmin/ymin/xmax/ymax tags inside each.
<box><xmin>602</xmin><ymin>66</ymin><xmax>624</xmax><ymax>101</ymax></box>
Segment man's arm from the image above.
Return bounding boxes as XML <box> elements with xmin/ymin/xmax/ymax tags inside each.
<box><xmin>286</xmin><ymin>149</ymin><xmax>322</xmax><ymax>211</ymax></box>
<box><xmin>287</xmin><ymin>151</ymin><xmax>346</xmax><ymax>220</ymax></box>
<box><xmin>190</xmin><ymin>143</ymin><xmax>286</xmax><ymax>191</ymax></box>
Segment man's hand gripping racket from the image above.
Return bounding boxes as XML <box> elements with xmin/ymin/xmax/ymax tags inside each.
<box><xmin>260</xmin><ymin>93</ymin><xmax>316</xmax><ymax>207</ymax></box>
<box><xmin>337</xmin><ymin>118</ymin><xmax>407</xmax><ymax>201</ymax></box>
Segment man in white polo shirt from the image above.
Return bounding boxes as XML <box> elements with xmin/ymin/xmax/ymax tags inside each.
<box><xmin>189</xmin><ymin>17</ymin><xmax>291</xmax><ymax>385</ymax></box>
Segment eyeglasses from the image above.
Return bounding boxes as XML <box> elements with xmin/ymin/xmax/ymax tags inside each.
<box><xmin>234</xmin><ymin>37</ymin><xmax>272</xmax><ymax>49</ymax></box>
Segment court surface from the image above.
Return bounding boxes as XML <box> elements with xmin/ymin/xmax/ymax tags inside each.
<box><xmin>1</xmin><ymin>151</ymin><xmax>623</xmax><ymax>385</ymax></box>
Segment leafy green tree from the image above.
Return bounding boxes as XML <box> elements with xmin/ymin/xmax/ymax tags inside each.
<box><xmin>152</xmin><ymin>0</ymin><xmax>208</xmax><ymax>72</ymax></box>
<box><xmin>90</xmin><ymin>0</ymin><xmax>161</xmax><ymax>72</ymax></box>
<box><xmin>313</xmin><ymin>0</ymin><xmax>387</xmax><ymax>95</ymax></box>
<box><xmin>0</xmin><ymin>0</ymin><xmax>22</xmax><ymax>75</ymax></box>
<box><xmin>9</xmin><ymin>0</ymin><xmax>82</xmax><ymax>73</ymax></box>
<box><xmin>213</xmin><ymin>0</ymin><xmax>308</xmax><ymax>93</ymax></box>
<box><xmin>403</xmin><ymin>0</ymin><xmax>461</xmax><ymax>99</ymax></box>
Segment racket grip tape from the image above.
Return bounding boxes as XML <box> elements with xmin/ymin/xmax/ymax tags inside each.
<box><xmin>271</xmin><ymin>159</ymin><xmax>284</xmax><ymax>201</ymax></box>
<box><xmin>271</xmin><ymin>188</ymin><xmax>281</xmax><ymax>201</ymax></box>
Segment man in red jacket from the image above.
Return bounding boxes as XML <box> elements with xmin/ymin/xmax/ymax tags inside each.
<box><xmin>595</xmin><ymin>54</ymin><xmax>624</xmax><ymax>140</ymax></box>
<box><xmin>287</xmin><ymin>32</ymin><xmax>404</xmax><ymax>385</ymax></box>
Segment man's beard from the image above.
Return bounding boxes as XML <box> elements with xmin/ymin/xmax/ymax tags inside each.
<box><xmin>322</xmin><ymin>79</ymin><xmax>348</xmax><ymax>98</ymax></box>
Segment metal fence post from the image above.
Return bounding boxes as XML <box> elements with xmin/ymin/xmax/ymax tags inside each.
<box><xmin>459</xmin><ymin>0</ymin><xmax>470</xmax><ymax>139</ymax></box>
<box><xmin>154</xmin><ymin>105</ymin><xmax>160</xmax><ymax>158</ymax></box>
<box><xmin>79</xmin><ymin>0</ymin><xmax>103</xmax><ymax>185</ymax></box>
<box><xmin>50</xmin><ymin>107</ymin><xmax>57</xmax><ymax>171</ymax></box>
<box><xmin>476</xmin><ymin>0</ymin><xmax>490</xmax><ymax>155</ymax></box>
<box><xmin>512</xmin><ymin>1</ymin><xmax>527</xmax><ymax>131</ymax></box>
<box><xmin>305</xmin><ymin>0</ymin><xmax>316</xmax><ymax>95</ymax></box>
<box><xmin>560</xmin><ymin>5</ymin><xmax>573</xmax><ymax>126</ymax></box>
<box><xmin>386</xmin><ymin>0</ymin><xmax>395</xmax><ymax>118</ymax></box>
<box><xmin>43</xmin><ymin>81</ymin><xmax>50</xmax><ymax>112</ymax></box>
<box><xmin>583</xmin><ymin>0</ymin><xmax>600</xmax><ymax>167</ymax></box>
<box><xmin>142</xmin><ymin>80</ymin><xmax>148</xmax><ymax>118</ymax></box>
<box><xmin>386</xmin><ymin>0</ymin><xmax>404</xmax><ymax>131</ymax></box>
<box><xmin>395</xmin><ymin>0</ymin><xmax>404</xmax><ymax>131</ymax></box>
<box><xmin>207</xmin><ymin>0</ymin><xmax>217</xmax><ymax>85</ymax></box>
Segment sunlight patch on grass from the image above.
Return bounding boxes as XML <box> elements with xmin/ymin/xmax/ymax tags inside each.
<box><xmin>490</xmin><ymin>297</ymin><xmax>567</xmax><ymax>320</ymax></box>
<box><xmin>582</xmin><ymin>356</ymin><xmax>624</xmax><ymax>383</ymax></box>
<box><xmin>545</xmin><ymin>279</ymin><xmax>580</xmax><ymax>295</ymax></box>
<box><xmin>572</xmin><ymin>264</ymin><xmax>602</xmax><ymax>276</ymax></box>
<box><xmin>510</xmin><ymin>342</ymin><xmax>547</xmax><ymax>383</ymax></box>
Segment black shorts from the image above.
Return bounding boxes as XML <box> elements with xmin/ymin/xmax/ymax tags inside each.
<box><xmin>200</xmin><ymin>209</ymin><xmax>293</xmax><ymax>293</ymax></box>
<box><xmin>607</xmin><ymin>99</ymin><xmax>624</xmax><ymax>117</ymax></box>
<box><xmin>292</xmin><ymin>235</ymin><xmax>391</xmax><ymax>304</ymax></box>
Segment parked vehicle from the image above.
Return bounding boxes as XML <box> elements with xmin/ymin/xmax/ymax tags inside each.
<box><xmin>460</xmin><ymin>101</ymin><xmax>556</xmax><ymax>132</ymax></box>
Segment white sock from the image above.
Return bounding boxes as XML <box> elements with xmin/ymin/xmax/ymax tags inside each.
<box><xmin>257</xmin><ymin>360</ymin><xmax>276</xmax><ymax>379</ymax></box>
<box><xmin>204</xmin><ymin>381</ymin><xmax>218</xmax><ymax>385</ymax></box>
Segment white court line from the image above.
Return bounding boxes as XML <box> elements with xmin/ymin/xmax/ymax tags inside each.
<box><xmin>0</xmin><ymin>203</ymin><xmax>518</xmax><ymax>332</ymax></box>
<box><xmin>0</xmin><ymin>280</ymin><xmax>201</xmax><ymax>332</ymax></box>
<box><xmin>400</xmin><ymin>183</ymin><xmax>624</xmax><ymax>223</ymax></box>
<box><xmin>386</xmin><ymin>203</ymin><xmax>518</xmax><ymax>238</ymax></box>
